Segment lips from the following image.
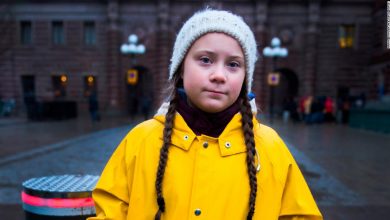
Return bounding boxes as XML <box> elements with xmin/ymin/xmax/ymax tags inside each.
<box><xmin>204</xmin><ymin>89</ymin><xmax>226</xmax><ymax>95</ymax></box>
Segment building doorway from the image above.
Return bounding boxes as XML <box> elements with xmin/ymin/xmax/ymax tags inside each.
<box><xmin>21</xmin><ymin>75</ymin><xmax>37</xmax><ymax>119</ymax></box>
<box><xmin>126</xmin><ymin>65</ymin><xmax>153</xmax><ymax>119</ymax></box>
<box><xmin>273</xmin><ymin>68</ymin><xmax>299</xmax><ymax>115</ymax></box>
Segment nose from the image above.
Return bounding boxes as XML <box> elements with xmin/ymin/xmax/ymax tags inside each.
<box><xmin>209</xmin><ymin>63</ymin><xmax>226</xmax><ymax>83</ymax></box>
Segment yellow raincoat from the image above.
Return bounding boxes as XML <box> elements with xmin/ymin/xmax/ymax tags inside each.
<box><xmin>88</xmin><ymin>113</ymin><xmax>322</xmax><ymax>220</ymax></box>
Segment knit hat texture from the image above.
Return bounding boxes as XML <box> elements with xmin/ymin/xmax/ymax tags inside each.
<box><xmin>169</xmin><ymin>8</ymin><xmax>258</xmax><ymax>92</ymax></box>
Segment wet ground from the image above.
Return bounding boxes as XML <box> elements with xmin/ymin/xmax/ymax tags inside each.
<box><xmin>270</xmin><ymin>120</ymin><xmax>390</xmax><ymax>219</ymax></box>
<box><xmin>0</xmin><ymin>115</ymin><xmax>389</xmax><ymax>219</ymax></box>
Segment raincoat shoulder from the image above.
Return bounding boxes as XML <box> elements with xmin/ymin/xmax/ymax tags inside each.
<box><xmin>88</xmin><ymin>118</ymin><xmax>164</xmax><ymax>220</ymax></box>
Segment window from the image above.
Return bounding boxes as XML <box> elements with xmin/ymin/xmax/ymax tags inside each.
<box><xmin>338</xmin><ymin>25</ymin><xmax>355</xmax><ymax>49</ymax></box>
<box><xmin>52</xmin><ymin>75</ymin><xmax>67</xmax><ymax>98</ymax></box>
<box><xmin>20</xmin><ymin>21</ymin><xmax>32</xmax><ymax>45</ymax></box>
<box><xmin>84</xmin><ymin>21</ymin><xmax>96</xmax><ymax>45</ymax></box>
<box><xmin>52</xmin><ymin>21</ymin><xmax>64</xmax><ymax>45</ymax></box>
<box><xmin>84</xmin><ymin>75</ymin><xmax>97</xmax><ymax>97</ymax></box>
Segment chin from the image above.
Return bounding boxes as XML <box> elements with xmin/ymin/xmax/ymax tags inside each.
<box><xmin>199</xmin><ymin>104</ymin><xmax>227</xmax><ymax>113</ymax></box>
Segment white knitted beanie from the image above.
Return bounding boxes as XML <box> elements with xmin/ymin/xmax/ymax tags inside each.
<box><xmin>169</xmin><ymin>8</ymin><xmax>258</xmax><ymax>93</ymax></box>
<box><xmin>156</xmin><ymin>9</ymin><xmax>259</xmax><ymax>116</ymax></box>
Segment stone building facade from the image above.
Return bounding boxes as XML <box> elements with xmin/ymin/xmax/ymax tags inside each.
<box><xmin>0</xmin><ymin>0</ymin><xmax>387</xmax><ymax>116</ymax></box>
<box><xmin>370</xmin><ymin>0</ymin><xmax>390</xmax><ymax>101</ymax></box>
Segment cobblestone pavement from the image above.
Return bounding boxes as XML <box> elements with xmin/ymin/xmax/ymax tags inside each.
<box><xmin>0</xmin><ymin>115</ymin><xmax>137</xmax><ymax>159</ymax></box>
<box><xmin>0</xmin><ymin>116</ymin><xmax>389</xmax><ymax>219</ymax></box>
<box><xmin>269</xmin><ymin>119</ymin><xmax>390</xmax><ymax>219</ymax></box>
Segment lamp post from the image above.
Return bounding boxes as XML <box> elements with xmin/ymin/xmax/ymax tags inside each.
<box><xmin>120</xmin><ymin>34</ymin><xmax>146</xmax><ymax>117</ymax></box>
<box><xmin>262</xmin><ymin>37</ymin><xmax>288</xmax><ymax>124</ymax></box>
<box><xmin>120</xmin><ymin>34</ymin><xmax>146</xmax><ymax>85</ymax></box>
<box><xmin>120</xmin><ymin>34</ymin><xmax>146</xmax><ymax>66</ymax></box>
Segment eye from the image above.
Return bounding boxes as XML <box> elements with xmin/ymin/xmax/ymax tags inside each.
<box><xmin>200</xmin><ymin>56</ymin><xmax>211</xmax><ymax>64</ymax></box>
<box><xmin>228</xmin><ymin>61</ymin><xmax>240</xmax><ymax>68</ymax></box>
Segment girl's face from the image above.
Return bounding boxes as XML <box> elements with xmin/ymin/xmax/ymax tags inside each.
<box><xmin>182</xmin><ymin>33</ymin><xmax>245</xmax><ymax>113</ymax></box>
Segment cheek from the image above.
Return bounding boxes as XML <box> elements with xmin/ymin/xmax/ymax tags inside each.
<box><xmin>231</xmin><ymin>74</ymin><xmax>245</xmax><ymax>95</ymax></box>
<box><xmin>182</xmin><ymin>73</ymin><xmax>198</xmax><ymax>93</ymax></box>
<box><xmin>182</xmin><ymin>66</ymin><xmax>203</xmax><ymax>90</ymax></box>
<box><xmin>231</xmin><ymin>84</ymin><xmax>243</xmax><ymax>98</ymax></box>
<box><xmin>182</xmin><ymin>60</ymin><xmax>193</xmax><ymax>81</ymax></box>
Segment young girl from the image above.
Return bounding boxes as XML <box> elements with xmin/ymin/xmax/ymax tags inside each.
<box><xmin>89</xmin><ymin>9</ymin><xmax>322</xmax><ymax>220</ymax></box>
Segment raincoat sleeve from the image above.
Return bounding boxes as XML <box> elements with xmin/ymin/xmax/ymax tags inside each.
<box><xmin>87</xmin><ymin>136</ymin><xmax>135</xmax><ymax>220</ymax></box>
<box><xmin>276</xmin><ymin>136</ymin><xmax>323</xmax><ymax>220</ymax></box>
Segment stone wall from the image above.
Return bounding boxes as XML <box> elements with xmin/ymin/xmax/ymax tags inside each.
<box><xmin>0</xmin><ymin>0</ymin><xmax>381</xmax><ymax>116</ymax></box>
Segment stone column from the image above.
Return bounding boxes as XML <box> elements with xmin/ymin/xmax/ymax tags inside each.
<box><xmin>106</xmin><ymin>0</ymin><xmax>122</xmax><ymax>114</ymax></box>
<box><xmin>303</xmin><ymin>0</ymin><xmax>320</xmax><ymax>96</ymax></box>
<box><xmin>254</xmin><ymin>1</ymin><xmax>268</xmax><ymax>112</ymax></box>
<box><xmin>154</xmin><ymin>0</ymin><xmax>171</xmax><ymax>106</ymax></box>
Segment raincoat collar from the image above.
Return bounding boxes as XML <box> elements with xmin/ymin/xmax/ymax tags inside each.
<box><xmin>154</xmin><ymin>112</ymin><xmax>251</xmax><ymax>156</ymax></box>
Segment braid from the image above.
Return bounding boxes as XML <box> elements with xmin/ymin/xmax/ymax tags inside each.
<box><xmin>240</xmin><ymin>91</ymin><xmax>258</xmax><ymax>220</ymax></box>
<box><xmin>154</xmin><ymin>97</ymin><xmax>177</xmax><ymax>220</ymax></box>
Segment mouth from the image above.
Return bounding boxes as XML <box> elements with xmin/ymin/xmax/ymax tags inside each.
<box><xmin>204</xmin><ymin>89</ymin><xmax>226</xmax><ymax>95</ymax></box>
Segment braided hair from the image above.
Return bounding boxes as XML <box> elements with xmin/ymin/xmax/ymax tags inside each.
<box><xmin>154</xmin><ymin>73</ymin><xmax>181</xmax><ymax>220</ymax></box>
<box><xmin>155</xmin><ymin>97</ymin><xmax>177</xmax><ymax>220</ymax></box>
<box><xmin>154</xmin><ymin>74</ymin><xmax>258</xmax><ymax>220</ymax></box>
<box><xmin>239</xmin><ymin>87</ymin><xmax>258</xmax><ymax>220</ymax></box>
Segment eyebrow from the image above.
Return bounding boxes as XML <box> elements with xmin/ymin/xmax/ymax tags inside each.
<box><xmin>194</xmin><ymin>49</ymin><xmax>244</xmax><ymax>60</ymax></box>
